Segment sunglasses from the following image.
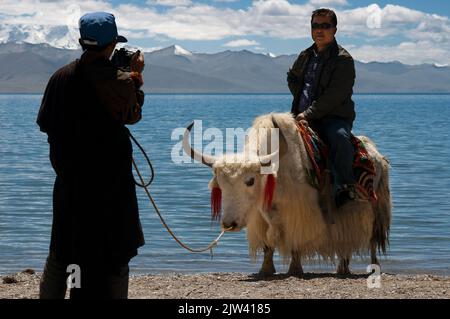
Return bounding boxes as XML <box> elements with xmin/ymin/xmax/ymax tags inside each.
<box><xmin>311</xmin><ymin>22</ymin><xmax>335</xmax><ymax>30</ymax></box>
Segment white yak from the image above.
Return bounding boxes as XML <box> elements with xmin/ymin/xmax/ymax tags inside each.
<box><xmin>183</xmin><ymin>112</ymin><xmax>391</xmax><ymax>276</ymax></box>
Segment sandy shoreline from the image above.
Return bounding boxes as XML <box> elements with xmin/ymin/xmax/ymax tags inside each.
<box><xmin>1</xmin><ymin>270</ymin><xmax>449</xmax><ymax>299</ymax></box>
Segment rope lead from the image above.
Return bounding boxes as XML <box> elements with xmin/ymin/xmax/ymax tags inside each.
<box><xmin>128</xmin><ymin>131</ymin><xmax>227</xmax><ymax>254</ymax></box>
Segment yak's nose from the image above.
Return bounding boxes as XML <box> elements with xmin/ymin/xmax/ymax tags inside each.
<box><xmin>222</xmin><ymin>221</ymin><xmax>238</xmax><ymax>230</ymax></box>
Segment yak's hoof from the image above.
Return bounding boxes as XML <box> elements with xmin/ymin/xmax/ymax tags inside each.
<box><xmin>336</xmin><ymin>268</ymin><xmax>351</xmax><ymax>276</ymax></box>
<box><xmin>257</xmin><ymin>268</ymin><xmax>276</xmax><ymax>278</ymax></box>
<box><xmin>287</xmin><ymin>269</ymin><xmax>304</xmax><ymax>277</ymax></box>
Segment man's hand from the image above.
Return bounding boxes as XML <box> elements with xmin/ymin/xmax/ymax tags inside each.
<box><xmin>130</xmin><ymin>50</ymin><xmax>145</xmax><ymax>73</ymax></box>
<box><xmin>295</xmin><ymin>112</ymin><xmax>309</xmax><ymax>127</ymax></box>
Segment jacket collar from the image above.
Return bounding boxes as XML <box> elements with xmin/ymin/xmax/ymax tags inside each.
<box><xmin>304</xmin><ymin>39</ymin><xmax>338</xmax><ymax>60</ymax></box>
<box><xmin>80</xmin><ymin>50</ymin><xmax>112</xmax><ymax>65</ymax></box>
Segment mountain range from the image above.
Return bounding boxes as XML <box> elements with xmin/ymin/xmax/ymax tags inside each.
<box><xmin>1</xmin><ymin>42</ymin><xmax>449</xmax><ymax>93</ymax></box>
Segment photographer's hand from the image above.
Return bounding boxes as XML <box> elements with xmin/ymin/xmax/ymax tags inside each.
<box><xmin>131</xmin><ymin>50</ymin><xmax>145</xmax><ymax>73</ymax></box>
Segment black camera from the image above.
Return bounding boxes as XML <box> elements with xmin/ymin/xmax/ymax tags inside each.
<box><xmin>111</xmin><ymin>48</ymin><xmax>140</xmax><ymax>72</ymax></box>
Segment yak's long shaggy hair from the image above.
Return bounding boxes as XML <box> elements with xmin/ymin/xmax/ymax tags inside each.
<box><xmin>236</xmin><ymin>113</ymin><xmax>392</xmax><ymax>264</ymax></box>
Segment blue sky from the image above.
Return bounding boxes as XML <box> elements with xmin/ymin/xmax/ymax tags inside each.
<box><xmin>1</xmin><ymin>0</ymin><xmax>450</xmax><ymax>65</ymax></box>
<box><xmin>108</xmin><ymin>0</ymin><xmax>450</xmax><ymax>17</ymax></box>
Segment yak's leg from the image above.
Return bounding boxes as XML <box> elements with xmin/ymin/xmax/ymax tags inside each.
<box><xmin>337</xmin><ymin>256</ymin><xmax>351</xmax><ymax>275</ymax></box>
<box><xmin>371</xmin><ymin>242</ymin><xmax>379</xmax><ymax>266</ymax></box>
<box><xmin>287</xmin><ymin>251</ymin><xmax>304</xmax><ymax>276</ymax></box>
<box><xmin>258</xmin><ymin>246</ymin><xmax>276</xmax><ymax>277</ymax></box>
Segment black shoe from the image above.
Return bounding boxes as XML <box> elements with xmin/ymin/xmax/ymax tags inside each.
<box><xmin>335</xmin><ymin>184</ymin><xmax>356</xmax><ymax>208</ymax></box>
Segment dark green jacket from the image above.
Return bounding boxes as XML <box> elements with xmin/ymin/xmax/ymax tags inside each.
<box><xmin>287</xmin><ymin>39</ymin><xmax>356</xmax><ymax>123</ymax></box>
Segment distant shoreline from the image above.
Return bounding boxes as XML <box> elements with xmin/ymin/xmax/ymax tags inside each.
<box><xmin>1</xmin><ymin>271</ymin><xmax>449</xmax><ymax>299</ymax></box>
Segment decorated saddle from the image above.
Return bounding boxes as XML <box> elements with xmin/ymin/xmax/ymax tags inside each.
<box><xmin>296</xmin><ymin>122</ymin><xmax>377</xmax><ymax>203</ymax></box>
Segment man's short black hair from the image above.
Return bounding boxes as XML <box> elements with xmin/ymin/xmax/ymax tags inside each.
<box><xmin>311</xmin><ymin>8</ymin><xmax>337</xmax><ymax>27</ymax></box>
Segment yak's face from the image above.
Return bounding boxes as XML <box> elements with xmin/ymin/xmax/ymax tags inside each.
<box><xmin>182</xmin><ymin>116</ymin><xmax>285</xmax><ymax>232</ymax></box>
<box><xmin>213</xmin><ymin>164</ymin><xmax>263</xmax><ymax>231</ymax></box>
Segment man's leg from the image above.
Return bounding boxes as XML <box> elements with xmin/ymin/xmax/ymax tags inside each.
<box><xmin>39</xmin><ymin>252</ymin><xmax>68</xmax><ymax>299</ymax></box>
<box><xmin>69</xmin><ymin>263</ymin><xmax>106</xmax><ymax>299</ymax></box>
<box><xmin>320</xmin><ymin>119</ymin><xmax>355</xmax><ymax>206</ymax></box>
<box><xmin>69</xmin><ymin>263</ymin><xmax>129</xmax><ymax>299</ymax></box>
<box><xmin>107</xmin><ymin>264</ymin><xmax>129</xmax><ymax>299</ymax></box>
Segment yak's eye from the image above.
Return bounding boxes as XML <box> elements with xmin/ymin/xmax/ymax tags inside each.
<box><xmin>244</xmin><ymin>177</ymin><xmax>255</xmax><ymax>187</ymax></box>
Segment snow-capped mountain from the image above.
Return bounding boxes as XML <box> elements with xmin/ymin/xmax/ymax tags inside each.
<box><xmin>0</xmin><ymin>24</ymin><xmax>79</xmax><ymax>50</ymax></box>
<box><xmin>173</xmin><ymin>45</ymin><xmax>193</xmax><ymax>56</ymax></box>
<box><xmin>0</xmin><ymin>42</ymin><xmax>450</xmax><ymax>93</ymax></box>
<box><xmin>0</xmin><ymin>23</ymin><xmax>195</xmax><ymax>55</ymax></box>
<box><xmin>150</xmin><ymin>45</ymin><xmax>193</xmax><ymax>57</ymax></box>
<box><xmin>433</xmin><ymin>63</ymin><xmax>449</xmax><ymax>68</ymax></box>
<box><xmin>119</xmin><ymin>44</ymin><xmax>162</xmax><ymax>53</ymax></box>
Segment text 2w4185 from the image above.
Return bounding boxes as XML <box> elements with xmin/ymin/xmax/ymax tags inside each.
<box><xmin>222</xmin><ymin>303</ymin><xmax>270</xmax><ymax>316</ymax></box>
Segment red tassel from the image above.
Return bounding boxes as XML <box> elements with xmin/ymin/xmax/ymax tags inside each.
<box><xmin>263</xmin><ymin>174</ymin><xmax>276</xmax><ymax>211</ymax></box>
<box><xmin>211</xmin><ymin>187</ymin><xmax>222</xmax><ymax>221</ymax></box>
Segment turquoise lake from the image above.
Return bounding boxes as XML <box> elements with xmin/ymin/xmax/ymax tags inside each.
<box><xmin>0</xmin><ymin>94</ymin><xmax>449</xmax><ymax>275</ymax></box>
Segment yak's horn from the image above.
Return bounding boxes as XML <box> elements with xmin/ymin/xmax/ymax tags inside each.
<box><xmin>183</xmin><ymin>122</ymin><xmax>216</xmax><ymax>167</ymax></box>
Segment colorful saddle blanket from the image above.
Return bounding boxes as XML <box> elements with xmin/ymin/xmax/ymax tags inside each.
<box><xmin>296</xmin><ymin>122</ymin><xmax>377</xmax><ymax>202</ymax></box>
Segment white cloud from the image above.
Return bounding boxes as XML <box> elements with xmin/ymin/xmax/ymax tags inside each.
<box><xmin>223</xmin><ymin>39</ymin><xmax>260</xmax><ymax>47</ymax></box>
<box><xmin>309</xmin><ymin>0</ymin><xmax>348</xmax><ymax>7</ymax></box>
<box><xmin>147</xmin><ymin>0</ymin><xmax>192</xmax><ymax>7</ymax></box>
<box><xmin>1</xmin><ymin>0</ymin><xmax>450</xmax><ymax>64</ymax></box>
<box><xmin>1</xmin><ymin>1</ymin><xmax>448</xmax><ymax>42</ymax></box>
<box><xmin>349</xmin><ymin>41</ymin><xmax>450</xmax><ymax>65</ymax></box>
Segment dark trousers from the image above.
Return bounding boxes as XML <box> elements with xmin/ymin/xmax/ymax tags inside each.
<box><xmin>39</xmin><ymin>252</ymin><xmax>130</xmax><ymax>299</ymax></box>
<box><xmin>317</xmin><ymin>118</ymin><xmax>355</xmax><ymax>190</ymax></box>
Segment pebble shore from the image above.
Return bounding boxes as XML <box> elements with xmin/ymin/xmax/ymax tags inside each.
<box><xmin>1</xmin><ymin>270</ymin><xmax>449</xmax><ymax>299</ymax></box>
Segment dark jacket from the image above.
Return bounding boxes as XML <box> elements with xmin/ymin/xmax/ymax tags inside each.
<box><xmin>287</xmin><ymin>40</ymin><xmax>356</xmax><ymax>123</ymax></box>
<box><xmin>36</xmin><ymin>51</ymin><xmax>145</xmax><ymax>269</ymax></box>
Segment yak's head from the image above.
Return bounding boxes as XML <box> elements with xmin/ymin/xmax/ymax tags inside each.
<box><xmin>183</xmin><ymin>117</ymin><xmax>286</xmax><ymax>231</ymax></box>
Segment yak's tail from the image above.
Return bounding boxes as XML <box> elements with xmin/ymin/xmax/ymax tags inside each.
<box><xmin>371</xmin><ymin>156</ymin><xmax>392</xmax><ymax>254</ymax></box>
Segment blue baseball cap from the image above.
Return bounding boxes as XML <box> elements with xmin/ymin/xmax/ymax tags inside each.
<box><xmin>79</xmin><ymin>12</ymin><xmax>127</xmax><ymax>47</ymax></box>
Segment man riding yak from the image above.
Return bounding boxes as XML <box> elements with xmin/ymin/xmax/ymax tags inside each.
<box><xmin>182</xmin><ymin>8</ymin><xmax>391</xmax><ymax>276</ymax></box>
<box><xmin>288</xmin><ymin>8</ymin><xmax>357</xmax><ymax>209</ymax></box>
